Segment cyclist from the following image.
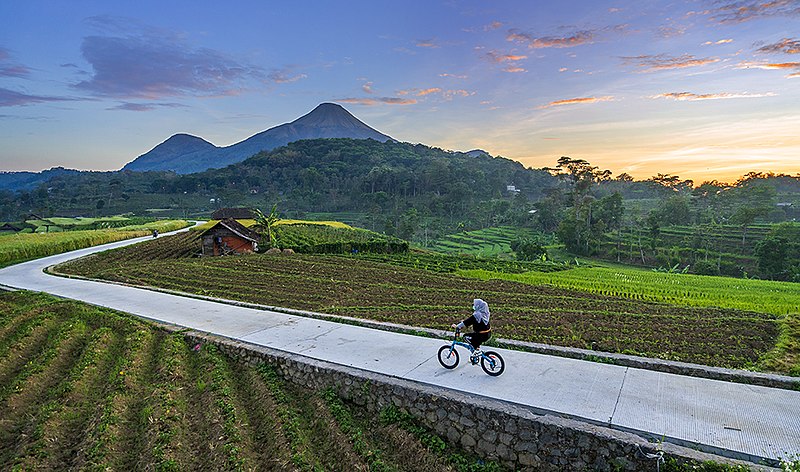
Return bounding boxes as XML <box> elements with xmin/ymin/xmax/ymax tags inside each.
<box><xmin>451</xmin><ymin>299</ymin><xmax>491</xmax><ymax>361</ymax></box>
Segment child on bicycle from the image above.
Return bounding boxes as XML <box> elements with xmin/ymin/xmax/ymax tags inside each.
<box><xmin>451</xmin><ymin>299</ymin><xmax>491</xmax><ymax>360</ymax></box>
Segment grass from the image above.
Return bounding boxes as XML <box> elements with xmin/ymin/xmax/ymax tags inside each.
<box><xmin>0</xmin><ymin>219</ymin><xmax>190</xmax><ymax>268</ymax></box>
<box><xmin>457</xmin><ymin>266</ymin><xmax>800</xmax><ymax>316</ymax></box>
<box><xmin>0</xmin><ymin>290</ymin><xmax>486</xmax><ymax>471</ymax></box>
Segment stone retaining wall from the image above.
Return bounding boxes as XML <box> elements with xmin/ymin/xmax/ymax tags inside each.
<box><xmin>179</xmin><ymin>329</ymin><xmax>775</xmax><ymax>472</ymax></box>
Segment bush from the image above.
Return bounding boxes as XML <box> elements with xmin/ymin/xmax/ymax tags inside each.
<box><xmin>693</xmin><ymin>260</ymin><xmax>720</xmax><ymax>276</ymax></box>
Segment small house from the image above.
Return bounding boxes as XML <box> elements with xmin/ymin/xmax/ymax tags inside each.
<box><xmin>200</xmin><ymin>218</ymin><xmax>260</xmax><ymax>256</ymax></box>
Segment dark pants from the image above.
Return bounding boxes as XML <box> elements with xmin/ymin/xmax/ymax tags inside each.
<box><xmin>463</xmin><ymin>331</ymin><xmax>490</xmax><ymax>350</ymax></box>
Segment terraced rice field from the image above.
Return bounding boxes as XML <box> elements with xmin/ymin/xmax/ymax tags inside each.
<box><xmin>0</xmin><ymin>291</ymin><xmax>497</xmax><ymax>472</ymax></box>
<box><xmin>427</xmin><ymin>226</ymin><xmax>534</xmax><ymax>257</ymax></box>
<box><xmin>58</xmin><ymin>245</ymin><xmax>782</xmax><ymax>371</ymax></box>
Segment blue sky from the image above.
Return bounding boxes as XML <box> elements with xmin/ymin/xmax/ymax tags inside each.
<box><xmin>1</xmin><ymin>0</ymin><xmax>798</xmax><ymax>182</ymax></box>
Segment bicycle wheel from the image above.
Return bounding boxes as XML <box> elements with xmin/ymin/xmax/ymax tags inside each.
<box><xmin>437</xmin><ymin>345</ymin><xmax>459</xmax><ymax>369</ymax></box>
<box><xmin>481</xmin><ymin>351</ymin><xmax>505</xmax><ymax>376</ymax></box>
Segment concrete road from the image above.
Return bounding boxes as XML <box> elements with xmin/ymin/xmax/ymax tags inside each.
<box><xmin>1</xmin><ymin>231</ymin><xmax>798</xmax><ymax>465</ymax></box>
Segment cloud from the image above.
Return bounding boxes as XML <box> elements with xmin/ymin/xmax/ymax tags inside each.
<box><xmin>621</xmin><ymin>54</ymin><xmax>719</xmax><ymax>71</ymax></box>
<box><xmin>484</xmin><ymin>21</ymin><xmax>503</xmax><ymax>31</ymax></box>
<box><xmin>0</xmin><ymin>87</ymin><xmax>75</xmax><ymax>107</ymax></box>
<box><xmin>651</xmin><ymin>91</ymin><xmax>777</xmax><ymax>101</ymax></box>
<box><xmin>73</xmin><ymin>30</ymin><xmax>264</xmax><ymax>99</ymax></box>
<box><xmin>737</xmin><ymin>61</ymin><xmax>800</xmax><ymax>69</ymax></box>
<box><xmin>507</xmin><ymin>29</ymin><xmax>595</xmax><ymax>48</ymax></box>
<box><xmin>537</xmin><ymin>96</ymin><xmax>614</xmax><ymax>109</ymax></box>
<box><xmin>503</xmin><ymin>66</ymin><xmax>527</xmax><ymax>73</ymax></box>
<box><xmin>108</xmin><ymin>102</ymin><xmax>188</xmax><ymax>111</ymax></box>
<box><xmin>484</xmin><ymin>51</ymin><xmax>527</xmax><ymax>63</ymax></box>
<box><xmin>267</xmin><ymin>68</ymin><xmax>307</xmax><ymax>84</ymax></box>
<box><xmin>757</xmin><ymin>38</ymin><xmax>800</xmax><ymax>54</ymax></box>
<box><xmin>336</xmin><ymin>97</ymin><xmax>417</xmax><ymax>106</ymax></box>
<box><xmin>0</xmin><ymin>47</ymin><xmax>31</xmax><ymax>78</ymax></box>
<box><xmin>737</xmin><ymin>60</ymin><xmax>800</xmax><ymax>77</ymax></box>
<box><xmin>703</xmin><ymin>39</ymin><xmax>734</xmax><ymax>45</ymax></box>
<box><xmin>416</xmin><ymin>88</ymin><xmax>442</xmax><ymax>96</ymax></box>
<box><xmin>708</xmin><ymin>0</ymin><xmax>800</xmax><ymax>24</ymax></box>
<box><xmin>416</xmin><ymin>39</ymin><xmax>439</xmax><ymax>48</ymax></box>
<box><xmin>440</xmin><ymin>73</ymin><xmax>468</xmax><ymax>79</ymax></box>
<box><xmin>362</xmin><ymin>81</ymin><xmax>374</xmax><ymax>94</ymax></box>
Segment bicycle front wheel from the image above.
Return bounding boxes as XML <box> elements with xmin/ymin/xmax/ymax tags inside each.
<box><xmin>437</xmin><ymin>345</ymin><xmax>459</xmax><ymax>369</ymax></box>
<box><xmin>481</xmin><ymin>351</ymin><xmax>505</xmax><ymax>376</ymax></box>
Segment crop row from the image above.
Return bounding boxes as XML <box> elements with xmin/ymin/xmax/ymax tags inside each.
<box><xmin>59</xmin><ymin>253</ymin><xmax>781</xmax><ymax>370</ymax></box>
<box><xmin>0</xmin><ymin>291</ymin><xmax>495</xmax><ymax>471</ymax></box>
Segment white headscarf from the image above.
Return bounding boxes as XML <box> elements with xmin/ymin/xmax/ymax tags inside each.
<box><xmin>472</xmin><ymin>298</ymin><xmax>490</xmax><ymax>324</ymax></box>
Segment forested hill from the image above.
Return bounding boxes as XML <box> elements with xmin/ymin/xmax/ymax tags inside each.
<box><xmin>159</xmin><ymin>138</ymin><xmax>556</xmax><ymax>213</ymax></box>
<box><xmin>2</xmin><ymin>139</ymin><xmax>556</xmax><ymax>221</ymax></box>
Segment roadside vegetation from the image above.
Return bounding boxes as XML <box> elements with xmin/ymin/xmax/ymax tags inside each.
<box><xmin>0</xmin><ymin>219</ymin><xmax>189</xmax><ymax>268</ymax></box>
<box><xmin>0</xmin><ymin>290</ymin><xmax>498</xmax><ymax>471</ymax></box>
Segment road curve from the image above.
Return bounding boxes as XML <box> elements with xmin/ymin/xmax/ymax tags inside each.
<box><xmin>0</xmin><ymin>228</ymin><xmax>798</xmax><ymax>466</ymax></box>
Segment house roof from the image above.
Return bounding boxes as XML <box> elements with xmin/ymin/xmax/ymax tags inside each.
<box><xmin>211</xmin><ymin>207</ymin><xmax>256</xmax><ymax>220</ymax></box>
<box><xmin>202</xmin><ymin>217</ymin><xmax>260</xmax><ymax>243</ymax></box>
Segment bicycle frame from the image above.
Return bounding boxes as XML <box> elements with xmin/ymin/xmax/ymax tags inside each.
<box><xmin>446</xmin><ymin>330</ymin><xmax>498</xmax><ymax>367</ymax></box>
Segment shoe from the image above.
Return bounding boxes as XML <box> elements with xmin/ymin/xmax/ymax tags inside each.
<box><xmin>470</xmin><ymin>349</ymin><xmax>482</xmax><ymax>364</ymax></box>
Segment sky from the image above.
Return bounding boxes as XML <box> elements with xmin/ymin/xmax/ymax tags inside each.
<box><xmin>0</xmin><ymin>0</ymin><xmax>798</xmax><ymax>184</ymax></box>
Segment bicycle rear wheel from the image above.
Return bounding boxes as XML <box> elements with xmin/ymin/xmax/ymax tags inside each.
<box><xmin>481</xmin><ymin>351</ymin><xmax>505</xmax><ymax>376</ymax></box>
<box><xmin>437</xmin><ymin>345</ymin><xmax>459</xmax><ymax>369</ymax></box>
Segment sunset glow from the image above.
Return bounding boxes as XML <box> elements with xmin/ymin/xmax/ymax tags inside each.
<box><xmin>0</xmin><ymin>1</ymin><xmax>798</xmax><ymax>183</ymax></box>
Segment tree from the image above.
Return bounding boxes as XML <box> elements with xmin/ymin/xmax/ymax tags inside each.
<box><xmin>754</xmin><ymin>223</ymin><xmax>800</xmax><ymax>281</ymax></box>
<box><xmin>254</xmin><ymin>204</ymin><xmax>280</xmax><ymax>249</ymax></box>
<box><xmin>511</xmin><ymin>238</ymin><xmax>547</xmax><ymax>261</ymax></box>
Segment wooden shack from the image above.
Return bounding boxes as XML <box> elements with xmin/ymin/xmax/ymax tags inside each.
<box><xmin>200</xmin><ymin>218</ymin><xmax>260</xmax><ymax>256</ymax></box>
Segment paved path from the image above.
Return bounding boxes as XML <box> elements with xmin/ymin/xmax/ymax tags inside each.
<box><xmin>1</xmin><ymin>232</ymin><xmax>798</xmax><ymax>465</ymax></box>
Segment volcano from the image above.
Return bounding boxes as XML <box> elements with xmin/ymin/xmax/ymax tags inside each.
<box><xmin>122</xmin><ymin>103</ymin><xmax>394</xmax><ymax>174</ymax></box>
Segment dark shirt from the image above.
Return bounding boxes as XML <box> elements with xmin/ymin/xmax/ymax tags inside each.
<box><xmin>462</xmin><ymin>314</ymin><xmax>490</xmax><ymax>333</ymax></box>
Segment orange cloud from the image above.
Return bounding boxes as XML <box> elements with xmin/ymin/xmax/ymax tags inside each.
<box><xmin>507</xmin><ymin>30</ymin><xmax>595</xmax><ymax>48</ymax></box>
<box><xmin>336</xmin><ymin>97</ymin><xmax>417</xmax><ymax>105</ymax></box>
<box><xmin>440</xmin><ymin>73</ymin><xmax>468</xmax><ymax>79</ymax></box>
<box><xmin>485</xmin><ymin>51</ymin><xmax>527</xmax><ymax>63</ymax></box>
<box><xmin>416</xmin><ymin>88</ymin><xmax>442</xmax><ymax>96</ymax></box>
<box><xmin>652</xmin><ymin>91</ymin><xmax>777</xmax><ymax>101</ymax></box>
<box><xmin>757</xmin><ymin>38</ymin><xmax>800</xmax><ymax>54</ymax></box>
<box><xmin>622</xmin><ymin>54</ymin><xmax>719</xmax><ymax>71</ymax></box>
<box><xmin>503</xmin><ymin>65</ymin><xmax>526</xmax><ymax>73</ymax></box>
<box><xmin>416</xmin><ymin>39</ymin><xmax>439</xmax><ymax>48</ymax></box>
<box><xmin>737</xmin><ymin>61</ymin><xmax>800</xmax><ymax>71</ymax></box>
<box><xmin>537</xmin><ymin>96</ymin><xmax>614</xmax><ymax>109</ymax></box>
<box><xmin>362</xmin><ymin>81</ymin><xmax>374</xmax><ymax>94</ymax></box>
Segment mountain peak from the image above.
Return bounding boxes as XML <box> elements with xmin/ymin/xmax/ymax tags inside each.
<box><xmin>122</xmin><ymin>102</ymin><xmax>394</xmax><ymax>174</ymax></box>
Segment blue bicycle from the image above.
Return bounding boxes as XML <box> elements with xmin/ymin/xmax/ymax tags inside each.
<box><xmin>437</xmin><ymin>328</ymin><xmax>505</xmax><ymax>376</ymax></box>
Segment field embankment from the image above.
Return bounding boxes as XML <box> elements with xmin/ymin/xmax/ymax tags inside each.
<box><xmin>0</xmin><ymin>290</ymin><xmax>496</xmax><ymax>472</ymax></box>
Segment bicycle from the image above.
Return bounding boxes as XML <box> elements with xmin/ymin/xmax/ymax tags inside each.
<box><xmin>437</xmin><ymin>328</ymin><xmax>505</xmax><ymax>376</ymax></box>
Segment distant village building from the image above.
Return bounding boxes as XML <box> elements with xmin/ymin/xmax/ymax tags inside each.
<box><xmin>200</xmin><ymin>218</ymin><xmax>260</xmax><ymax>256</ymax></box>
<box><xmin>211</xmin><ymin>207</ymin><xmax>256</xmax><ymax>220</ymax></box>
<box><xmin>506</xmin><ymin>185</ymin><xmax>520</xmax><ymax>194</ymax></box>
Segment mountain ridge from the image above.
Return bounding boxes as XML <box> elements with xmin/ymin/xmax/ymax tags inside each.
<box><xmin>122</xmin><ymin>103</ymin><xmax>393</xmax><ymax>174</ymax></box>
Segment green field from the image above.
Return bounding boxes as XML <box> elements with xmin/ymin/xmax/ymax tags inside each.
<box><xmin>57</xmin><ymin>235</ymin><xmax>788</xmax><ymax>372</ymax></box>
<box><xmin>0</xmin><ymin>291</ymin><xmax>495</xmax><ymax>471</ymax></box>
<box><xmin>460</xmin><ymin>266</ymin><xmax>800</xmax><ymax>375</ymax></box>
<box><xmin>426</xmin><ymin>226</ymin><xmax>538</xmax><ymax>257</ymax></box>
<box><xmin>0</xmin><ymin>220</ymin><xmax>190</xmax><ymax>268</ymax></box>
